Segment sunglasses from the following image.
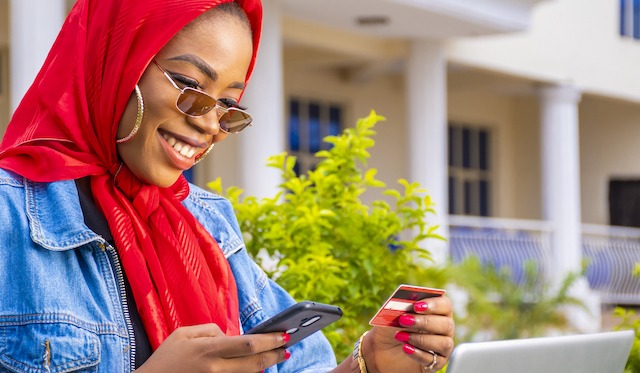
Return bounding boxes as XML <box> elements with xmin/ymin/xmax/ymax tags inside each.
<box><xmin>153</xmin><ymin>60</ymin><xmax>252</xmax><ymax>134</ymax></box>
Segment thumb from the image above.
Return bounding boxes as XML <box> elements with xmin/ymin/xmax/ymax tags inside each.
<box><xmin>173</xmin><ymin>323</ymin><xmax>225</xmax><ymax>339</ymax></box>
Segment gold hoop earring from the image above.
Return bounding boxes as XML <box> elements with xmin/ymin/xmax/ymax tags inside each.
<box><xmin>116</xmin><ymin>85</ymin><xmax>144</xmax><ymax>144</ymax></box>
<box><xmin>193</xmin><ymin>143</ymin><xmax>215</xmax><ymax>165</ymax></box>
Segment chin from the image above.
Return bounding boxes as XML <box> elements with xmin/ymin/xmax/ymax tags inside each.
<box><xmin>143</xmin><ymin>173</ymin><xmax>181</xmax><ymax>188</ymax></box>
<box><xmin>156</xmin><ymin>178</ymin><xmax>180</xmax><ymax>188</ymax></box>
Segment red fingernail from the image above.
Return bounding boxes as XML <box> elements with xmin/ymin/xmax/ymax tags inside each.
<box><xmin>402</xmin><ymin>343</ymin><xmax>416</xmax><ymax>355</ymax></box>
<box><xmin>414</xmin><ymin>302</ymin><xmax>428</xmax><ymax>312</ymax></box>
<box><xmin>284</xmin><ymin>350</ymin><xmax>291</xmax><ymax>360</ymax></box>
<box><xmin>395</xmin><ymin>331</ymin><xmax>410</xmax><ymax>343</ymax></box>
<box><xmin>398</xmin><ymin>314</ymin><xmax>416</xmax><ymax>327</ymax></box>
<box><xmin>282</xmin><ymin>332</ymin><xmax>291</xmax><ymax>343</ymax></box>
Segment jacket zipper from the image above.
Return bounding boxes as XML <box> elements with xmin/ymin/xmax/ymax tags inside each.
<box><xmin>103</xmin><ymin>242</ymin><xmax>137</xmax><ymax>372</ymax></box>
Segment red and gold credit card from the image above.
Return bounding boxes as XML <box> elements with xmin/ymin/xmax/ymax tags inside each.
<box><xmin>369</xmin><ymin>284</ymin><xmax>446</xmax><ymax>327</ymax></box>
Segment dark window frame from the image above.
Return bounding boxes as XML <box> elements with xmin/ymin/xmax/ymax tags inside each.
<box><xmin>448</xmin><ymin>122</ymin><xmax>493</xmax><ymax>217</ymax></box>
<box><xmin>620</xmin><ymin>0</ymin><xmax>640</xmax><ymax>39</ymax></box>
<box><xmin>287</xmin><ymin>97</ymin><xmax>344</xmax><ymax>175</ymax></box>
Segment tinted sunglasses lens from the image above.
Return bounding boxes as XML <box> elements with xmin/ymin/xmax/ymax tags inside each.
<box><xmin>220</xmin><ymin>109</ymin><xmax>252</xmax><ymax>133</ymax></box>
<box><xmin>176</xmin><ymin>88</ymin><xmax>216</xmax><ymax>116</ymax></box>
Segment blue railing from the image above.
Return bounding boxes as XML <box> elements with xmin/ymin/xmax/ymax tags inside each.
<box><xmin>582</xmin><ymin>224</ymin><xmax>640</xmax><ymax>305</ymax></box>
<box><xmin>448</xmin><ymin>216</ymin><xmax>640</xmax><ymax>305</ymax></box>
<box><xmin>449</xmin><ymin>216</ymin><xmax>553</xmax><ymax>286</ymax></box>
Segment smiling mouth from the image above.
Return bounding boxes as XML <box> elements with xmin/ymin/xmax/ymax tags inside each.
<box><xmin>161</xmin><ymin>132</ymin><xmax>200</xmax><ymax>158</ymax></box>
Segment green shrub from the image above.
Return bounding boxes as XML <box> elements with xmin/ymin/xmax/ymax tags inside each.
<box><xmin>210</xmin><ymin>110</ymin><xmax>586</xmax><ymax>360</ymax></box>
<box><xmin>209</xmin><ymin>110</ymin><xmax>446</xmax><ymax>359</ymax></box>
<box><xmin>448</xmin><ymin>256</ymin><xmax>584</xmax><ymax>342</ymax></box>
<box><xmin>614</xmin><ymin>302</ymin><xmax>640</xmax><ymax>372</ymax></box>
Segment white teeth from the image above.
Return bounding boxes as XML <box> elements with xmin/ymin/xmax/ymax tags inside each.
<box><xmin>162</xmin><ymin>132</ymin><xmax>198</xmax><ymax>158</ymax></box>
<box><xmin>179</xmin><ymin>146</ymin><xmax>191</xmax><ymax>157</ymax></box>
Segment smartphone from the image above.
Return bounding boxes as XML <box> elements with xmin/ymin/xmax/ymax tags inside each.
<box><xmin>369</xmin><ymin>284</ymin><xmax>446</xmax><ymax>327</ymax></box>
<box><xmin>245</xmin><ymin>301</ymin><xmax>343</xmax><ymax>348</ymax></box>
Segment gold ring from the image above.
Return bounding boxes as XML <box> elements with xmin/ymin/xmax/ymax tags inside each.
<box><xmin>426</xmin><ymin>350</ymin><xmax>437</xmax><ymax>370</ymax></box>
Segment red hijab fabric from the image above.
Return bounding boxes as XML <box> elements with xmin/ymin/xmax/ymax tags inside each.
<box><xmin>0</xmin><ymin>0</ymin><xmax>262</xmax><ymax>349</ymax></box>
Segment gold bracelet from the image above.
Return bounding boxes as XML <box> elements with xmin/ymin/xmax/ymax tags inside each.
<box><xmin>352</xmin><ymin>331</ymin><xmax>370</xmax><ymax>373</ymax></box>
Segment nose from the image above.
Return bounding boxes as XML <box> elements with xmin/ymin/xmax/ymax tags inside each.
<box><xmin>187</xmin><ymin>108</ymin><xmax>222</xmax><ymax>136</ymax></box>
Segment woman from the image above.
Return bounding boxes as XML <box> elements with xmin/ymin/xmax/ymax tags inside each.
<box><xmin>0</xmin><ymin>0</ymin><xmax>454</xmax><ymax>372</ymax></box>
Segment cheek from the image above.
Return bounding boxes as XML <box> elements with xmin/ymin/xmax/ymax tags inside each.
<box><xmin>212</xmin><ymin>132</ymin><xmax>229</xmax><ymax>143</ymax></box>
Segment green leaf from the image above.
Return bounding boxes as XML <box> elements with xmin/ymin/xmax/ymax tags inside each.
<box><xmin>211</xmin><ymin>111</ymin><xmax>450</xmax><ymax>360</ymax></box>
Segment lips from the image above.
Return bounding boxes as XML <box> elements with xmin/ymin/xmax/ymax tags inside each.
<box><xmin>159</xmin><ymin>129</ymin><xmax>210</xmax><ymax>160</ymax></box>
<box><xmin>162</xmin><ymin>132</ymin><xmax>197</xmax><ymax>158</ymax></box>
<box><xmin>156</xmin><ymin>128</ymin><xmax>212</xmax><ymax>171</ymax></box>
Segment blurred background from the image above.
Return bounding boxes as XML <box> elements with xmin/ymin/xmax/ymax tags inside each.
<box><xmin>3</xmin><ymin>0</ymin><xmax>640</xmax><ymax>335</ymax></box>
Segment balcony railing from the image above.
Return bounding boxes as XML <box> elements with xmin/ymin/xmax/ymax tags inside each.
<box><xmin>582</xmin><ymin>224</ymin><xmax>640</xmax><ymax>305</ymax></box>
<box><xmin>448</xmin><ymin>216</ymin><xmax>640</xmax><ymax>305</ymax></box>
<box><xmin>449</xmin><ymin>215</ymin><xmax>553</xmax><ymax>286</ymax></box>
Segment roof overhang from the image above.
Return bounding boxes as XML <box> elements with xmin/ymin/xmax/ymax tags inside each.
<box><xmin>277</xmin><ymin>0</ymin><xmax>550</xmax><ymax>39</ymax></box>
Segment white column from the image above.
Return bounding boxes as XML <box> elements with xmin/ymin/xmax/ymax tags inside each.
<box><xmin>540</xmin><ymin>85</ymin><xmax>582</xmax><ymax>278</ymax></box>
<box><xmin>235</xmin><ymin>0</ymin><xmax>284</xmax><ymax>199</ymax></box>
<box><xmin>539</xmin><ymin>84</ymin><xmax>600</xmax><ymax>333</ymax></box>
<box><xmin>405</xmin><ymin>40</ymin><xmax>449</xmax><ymax>264</ymax></box>
<box><xmin>10</xmin><ymin>0</ymin><xmax>66</xmax><ymax>112</ymax></box>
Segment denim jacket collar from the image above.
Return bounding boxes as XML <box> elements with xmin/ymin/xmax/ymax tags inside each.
<box><xmin>25</xmin><ymin>177</ymin><xmax>102</xmax><ymax>251</ymax></box>
<box><xmin>23</xmin><ymin>177</ymin><xmax>245</xmax><ymax>258</ymax></box>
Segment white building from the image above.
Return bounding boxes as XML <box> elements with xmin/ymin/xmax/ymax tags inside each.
<box><xmin>3</xmin><ymin>0</ymin><xmax>640</xmax><ymax>331</ymax></box>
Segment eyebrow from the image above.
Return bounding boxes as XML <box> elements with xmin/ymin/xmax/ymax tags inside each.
<box><xmin>166</xmin><ymin>54</ymin><xmax>246</xmax><ymax>90</ymax></box>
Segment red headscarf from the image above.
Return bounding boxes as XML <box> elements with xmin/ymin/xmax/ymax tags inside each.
<box><xmin>0</xmin><ymin>0</ymin><xmax>262</xmax><ymax>349</ymax></box>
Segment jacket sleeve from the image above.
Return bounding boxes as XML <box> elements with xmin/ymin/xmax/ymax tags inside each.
<box><xmin>230</xmin><ymin>250</ymin><xmax>338</xmax><ymax>373</ymax></box>
<box><xmin>184</xmin><ymin>187</ymin><xmax>337</xmax><ymax>372</ymax></box>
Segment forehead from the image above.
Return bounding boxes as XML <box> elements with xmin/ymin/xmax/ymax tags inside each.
<box><xmin>171</xmin><ymin>10</ymin><xmax>249</xmax><ymax>50</ymax></box>
<box><xmin>157</xmin><ymin>11</ymin><xmax>253</xmax><ymax>79</ymax></box>
<box><xmin>174</xmin><ymin>8</ymin><xmax>251</xmax><ymax>50</ymax></box>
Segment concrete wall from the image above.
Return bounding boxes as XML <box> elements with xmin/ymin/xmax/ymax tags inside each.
<box><xmin>207</xmin><ymin>52</ymin><xmax>410</xmax><ymax>202</ymax></box>
<box><xmin>580</xmin><ymin>95</ymin><xmax>640</xmax><ymax>225</ymax></box>
<box><xmin>448</xmin><ymin>77</ymin><xmax>542</xmax><ymax>220</ymax></box>
<box><xmin>447</xmin><ymin>0</ymin><xmax>640</xmax><ymax>104</ymax></box>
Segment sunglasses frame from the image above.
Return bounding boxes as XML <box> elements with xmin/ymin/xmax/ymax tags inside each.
<box><xmin>152</xmin><ymin>60</ymin><xmax>252</xmax><ymax>134</ymax></box>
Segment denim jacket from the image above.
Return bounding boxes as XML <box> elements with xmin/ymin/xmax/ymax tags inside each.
<box><xmin>0</xmin><ymin>169</ymin><xmax>336</xmax><ymax>373</ymax></box>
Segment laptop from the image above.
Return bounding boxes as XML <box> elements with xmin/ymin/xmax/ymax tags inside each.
<box><xmin>446</xmin><ymin>330</ymin><xmax>635</xmax><ymax>373</ymax></box>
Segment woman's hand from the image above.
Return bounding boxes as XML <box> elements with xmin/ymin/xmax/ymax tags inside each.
<box><xmin>364</xmin><ymin>295</ymin><xmax>455</xmax><ymax>373</ymax></box>
<box><xmin>136</xmin><ymin>323</ymin><xmax>290</xmax><ymax>373</ymax></box>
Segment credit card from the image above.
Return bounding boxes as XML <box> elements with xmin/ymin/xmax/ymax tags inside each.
<box><xmin>369</xmin><ymin>284</ymin><xmax>446</xmax><ymax>327</ymax></box>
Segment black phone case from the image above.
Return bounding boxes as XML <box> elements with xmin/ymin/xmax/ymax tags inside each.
<box><xmin>245</xmin><ymin>301</ymin><xmax>343</xmax><ymax>348</ymax></box>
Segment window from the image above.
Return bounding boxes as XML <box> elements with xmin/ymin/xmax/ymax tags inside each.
<box><xmin>288</xmin><ymin>98</ymin><xmax>343</xmax><ymax>175</ymax></box>
<box><xmin>448</xmin><ymin>123</ymin><xmax>492</xmax><ymax>217</ymax></box>
<box><xmin>609</xmin><ymin>179</ymin><xmax>640</xmax><ymax>227</ymax></box>
<box><xmin>620</xmin><ymin>0</ymin><xmax>640</xmax><ymax>39</ymax></box>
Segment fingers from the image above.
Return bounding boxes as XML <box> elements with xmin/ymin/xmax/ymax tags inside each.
<box><xmin>393</xmin><ymin>295</ymin><xmax>455</xmax><ymax>370</ymax></box>
<box><xmin>171</xmin><ymin>323</ymin><xmax>226</xmax><ymax>339</ymax></box>
<box><xmin>143</xmin><ymin>325</ymin><xmax>291</xmax><ymax>373</ymax></box>
<box><xmin>413</xmin><ymin>295</ymin><xmax>453</xmax><ymax>317</ymax></box>
<box><xmin>397</xmin><ymin>313</ymin><xmax>455</xmax><ymax>337</ymax></box>
<box><xmin>223</xmin><ymin>348</ymin><xmax>290</xmax><ymax>373</ymax></box>
<box><xmin>401</xmin><ymin>343</ymin><xmax>444</xmax><ymax>371</ymax></box>
<box><xmin>396</xmin><ymin>295</ymin><xmax>454</xmax><ymax>337</ymax></box>
<box><xmin>199</xmin><ymin>331</ymin><xmax>290</xmax><ymax>358</ymax></box>
<box><xmin>394</xmin><ymin>312</ymin><xmax>455</xmax><ymax>366</ymax></box>
<box><xmin>395</xmin><ymin>330</ymin><xmax>453</xmax><ymax>356</ymax></box>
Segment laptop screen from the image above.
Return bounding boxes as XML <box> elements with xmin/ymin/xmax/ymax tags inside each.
<box><xmin>446</xmin><ymin>330</ymin><xmax>634</xmax><ymax>373</ymax></box>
